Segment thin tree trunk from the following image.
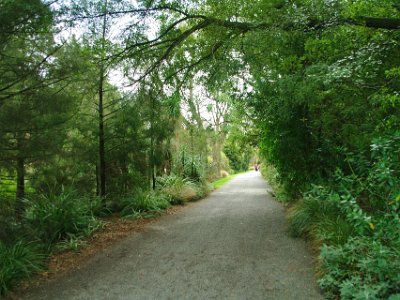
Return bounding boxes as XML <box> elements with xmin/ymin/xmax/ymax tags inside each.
<box><xmin>99</xmin><ymin>72</ymin><xmax>106</xmax><ymax>197</ymax></box>
<box><xmin>15</xmin><ymin>155</ymin><xmax>25</xmax><ymax>221</ymax></box>
<box><xmin>98</xmin><ymin>0</ymin><xmax>108</xmax><ymax>198</ymax></box>
<box><xmin>96</xmin><ymin>164</ymin><xmax>99</xmax><ymax>196</ymax></box>
<box><xmin>150</xmin><ymin>93</ymin><xmax>156</xmax><ymax>190</ymax></box>
<box><xmin>152</xmin><ymin>165</ymin><xmax>156</xmax><ymax>190</ymax></box>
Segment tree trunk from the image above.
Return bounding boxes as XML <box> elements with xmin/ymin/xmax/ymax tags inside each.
<box><xmin>150</xmin><ymin>93</ymin><xmax>156</xmax><ymax>190</ymax></box>
<box><xmin>98</xmin><ymin>0</ymin><xmax>108</xmax><ymax>198</ymax></box>
<box><xmin>15</xmin><ymin>156</ymin><xmax>25</xmax><ymax>221</ymax></box>
<box><xmin>98</xmin><ymin>73</ymin><xmax>106</xmax><ymax>197</ymax></box>
<box><xmin>96</xmin><ymin>164</ymin><xmax>99</xmax><ymax>196</ymax></box>
<box><xmin>214</xmin><ymin>137</ymin><xmax>221</xmax><ymax>176</ymax></box>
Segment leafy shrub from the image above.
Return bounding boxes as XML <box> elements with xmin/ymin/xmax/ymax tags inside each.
<box><xmin>289</xmin><ymin>185</ymin><xmax>353</xmax><ymax>246</ymax></box>
<box><xmin>24</xmin><ymin>189</ymin><xmax>103</xmax><ymax>248</ymax></box>
<box><xmin>0</xmin><ymin>241</ymin><xmax>45</xmax><ymax>295</ymax></box>
<box><xmin>121</xmin><ymin>190</ymin><xmax>171</xmax><ymax>218</ymax></box>
<box><xmin>319</xmin><ymin>237</ymin><xmax>400</xmax><ymax>300</ymax></box>
<box><xmin>260</xmin><ymin>163</ymin><xmax>292</xmax><ymax>202</ymax></box>
<box><xmin>290</xmin><ymin>133</ymin><xmax>400</xmax><ymax>299</ymax></box>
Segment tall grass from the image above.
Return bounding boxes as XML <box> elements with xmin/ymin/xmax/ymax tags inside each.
<box><xmin>24</xmin><ymin>188</ymin><xmax>104</xmax><ymax>248</ymax></box>
<box><xmin>157</xmin><ymin>174</ymin><xmax>205</xmax><ymax>204</ymax></box>
<box><xmin>121</xmin><ymin>190</ymin><xmax>171</xmax><ymax>219</ymax></box>
<box><xmin>0</xmin><ymin>241</ymin><xmax>45</xmax><ymax>295</ymax></box>
<box><xmin>288</xmin><ymin>186</ymin><xmax>353</xmax><ymax>246</ymax></box>
<box><xmin>0</xmin><ymin>176</ymin><xmax>212</xmax><ymax>295</ymax></box>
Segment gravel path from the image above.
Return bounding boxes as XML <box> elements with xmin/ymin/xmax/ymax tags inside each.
<box><xmin>22</xmin><ymin>171</ymin><xmax>323</xmax><ymax>300</ymax></box>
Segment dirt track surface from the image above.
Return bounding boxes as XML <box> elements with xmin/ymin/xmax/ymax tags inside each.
<box><xmin>21</xmin><ymin>171</ymin><xmax>323</xmax><ymax>300</ymax></box>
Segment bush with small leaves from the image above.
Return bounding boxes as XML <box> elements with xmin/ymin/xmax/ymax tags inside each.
<box><xmin>319</xmin><ymin>237</ymin><xmax>400</xmax><ymax>300</ymax></box>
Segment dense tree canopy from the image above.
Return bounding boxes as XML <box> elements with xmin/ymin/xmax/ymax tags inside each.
<box><xmin>1</xmin><ymin>0</ymin><xmax>400</xmax><ymax>298</ymax></box>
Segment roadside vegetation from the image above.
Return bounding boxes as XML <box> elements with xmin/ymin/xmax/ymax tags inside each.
<box><xmin>0</xmin><ymin>0</ymin><xmax>260</xmax><ymax>294</ymax></box>
<box><xmin>212</xmin><ymin>174</ymin><xmax>240</xmax><ymax>189</ymax></box>
<box><xmin>1</xmin><ymin>0</ymin><xmax>399</xmax><ymax>298</ymax></box>
<box><xmin>253</xmin><ymin>1</ymin><xmax>400</xmax><ymax>296</ymax></box>
<box><xmin>268</xmin><ymin>134</ymin><xmax>400</xmax><ymax>299</ymax></box>
<box><xmin>0</xmin><ymin>174</ymin><xmax>215</xmax><ymax>295</ymax></box>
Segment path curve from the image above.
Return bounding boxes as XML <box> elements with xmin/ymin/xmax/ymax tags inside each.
<box><xmin>22</xmin><ymin>172</ymin><xmax>323</xmax><ymax>300</ymax></box>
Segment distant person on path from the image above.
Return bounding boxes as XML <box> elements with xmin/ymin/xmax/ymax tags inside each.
<box><xmin>254</xmin><ymin>163</ymin><xmax>260</xmax><ymax>171</ymax></box>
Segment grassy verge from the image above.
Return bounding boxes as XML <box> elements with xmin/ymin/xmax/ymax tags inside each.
<box><xmin>212</xmin><ymin>173</ymin><xmax>241</xmax><ymax>189</ymax></box>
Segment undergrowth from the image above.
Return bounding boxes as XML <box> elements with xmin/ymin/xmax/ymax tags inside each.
<box><xmin>0</xmin><ymin>174</ymin><xmax>212</xmax><ymax>295</ymax></box>
<box><xmin>121</xmin><ymin>190</ymin><xmax>171</xmax><ymax>219</ymax></box>
<box><xmin>24</xmin><ymin>189</ymin><xmax>104</xmax><ymax>249</ymax></box>
<box><xmin>157</xmin><ymin>174</ymin><xmax>210</xmax><ymax>204</ymax></box>
<box><xmin>288</xmin><ymin>132</ymin><xmax>400</xmax><ymax>299</ymax></box>
<box><xmin>260</xmin><ymin>163</ymin><xmax>292</xmax><ymax>203</ymax></box>
<box><xmin>0</xmin><ymin>241</ymin><xmax>45</xmax><ymax>295</ymax></box>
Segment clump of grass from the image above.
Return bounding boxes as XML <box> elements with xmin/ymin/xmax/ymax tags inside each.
<box><xmin>121</xmin><ymin>190</ymin><xmax>171</xmax><ymax>219</ymax></box>
<box><xmin>24</xmin><ymin>188</ymin><xmax>104</xmax><ymax>248</ymax></box>
<box><xmin>54</xmin><ymin>234</ymin><xmax>88</xmax><ymax>252</ymax></box>
<box><xmin>0</xmin><ymin>240</ymin><xmax>45</xmax><ymax>295</ymax></box>
<box><xmin>195</xmin><ymin>181</ymin><xmax>212</xmax><ymax>199</ymax></box>
<box><xmin>157</xmin><ymin>174</ymin><xmax>208</xmax><ymax>204</ymax></box>
<box><xmin>172</xmin><ymin>185</ymin><xmax>197</xmax><ymax>203</ymax></box>
<box><xmin>288</xmin><ymin>186</ymin><xmax>353</xmax><ymax>246</ymax></box>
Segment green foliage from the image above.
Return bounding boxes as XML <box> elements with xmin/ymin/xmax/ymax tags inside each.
<box><xmin>212</xmin><ymin>174</ymin><xmax>238</xmax><ymax>189</ymax></box>
<box><xmin>157</xmin><ymin>174</ymin><xmax>210</xmax><ymax>204</ymax></box>
<box><xmin>0</xmin><ymin>240</ymin><xmax>45</xmax><ymax>295</ymax></box>
<box><xmin>120</xmin><ymin>190</ymin><xmax>171</xmax><ymax>219</ymax></box>
<box><xmin>319</xmin><ymin>237</ymin><xmax>400</xmax><ymax>300</ymax></box>
<box><xmin>54</xmin><ymin>234</ymin><xmax>88</xmax><ymax>252</ymax></box>
<box><xmin>24</xmin><ymin>189</ymin><xmax>104</xmax><ymax>248</ymax></box>
<box><xmin>289</xmin><ymin>186</ymin><xmax>353</xmax><ymax>246</ymax></box>
<box><xmin>173</xmin><ymin>148</ymin><xmax>205</xmax><ymax>182</ymax></box>
<box><xmin>223</xmin><ymin>141</ymin><xmax>252</xmax><ymax>172</ymax></box>
<box><xmin>290</xmin><ymin>132</ymin><xmax>400</xmax><ymax>299</ymax></box>
<box><xmin>260</xmin><ymin>163</ymin><xmax>292</xmax><ymax>203</ymax></box>
<box><xmin>1</xmin><ymin>0</ymin><xmax>399</xmax><ymax>297</ymax></box>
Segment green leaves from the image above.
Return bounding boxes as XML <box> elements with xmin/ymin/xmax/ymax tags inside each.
<box><xmin>290</xmin><ymin>133</ymin><xmax>400</xmax><ymax>299</ymax></box>
<box><xmin>0</xmin><ymin>240</ymin><xmax>45</xmax><ymax>295</ymax></box>
<box><xmin>319</xmin><ymin>237</ymin><xmax>400</xmax><ymax>299</ymax></box>
<box><xmin>24</xmin><ymin>189</ymin><xmax>104</xmax><ymax>248</ymax></box>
